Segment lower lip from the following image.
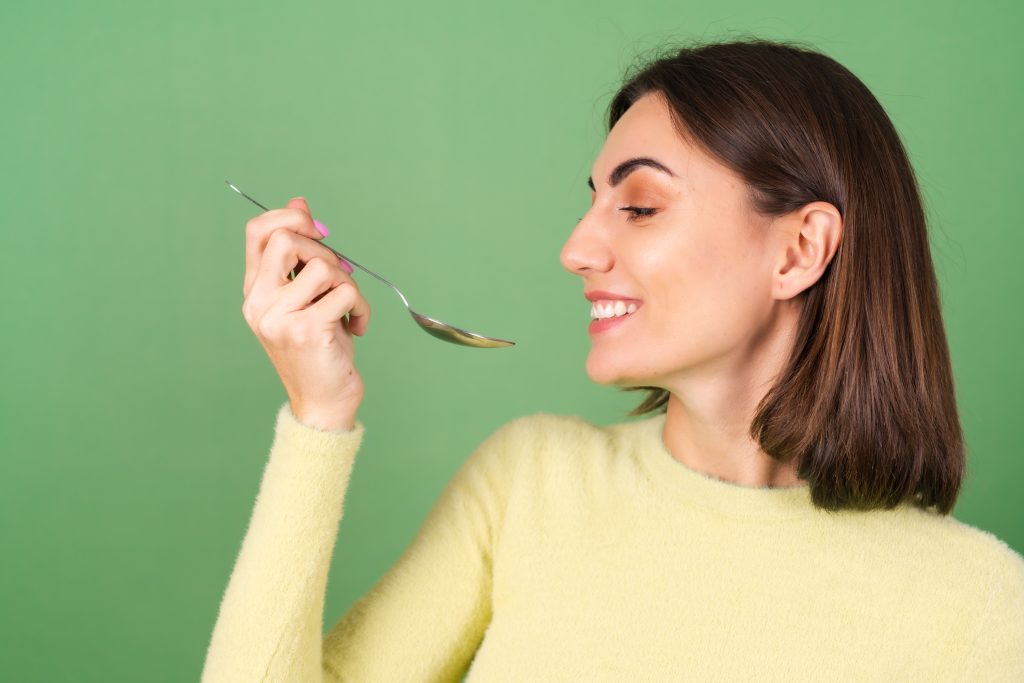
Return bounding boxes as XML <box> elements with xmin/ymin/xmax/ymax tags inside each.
<box><xmin>588</xmin><ymin>310</ymin><xmax>637</xmax><ymax>334</ymax></box>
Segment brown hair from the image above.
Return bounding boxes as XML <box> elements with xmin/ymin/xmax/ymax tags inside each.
<box><xmin>611</xmin><ymin>36</ymin><xmax>965</xmax><ymax>514</ymax></box>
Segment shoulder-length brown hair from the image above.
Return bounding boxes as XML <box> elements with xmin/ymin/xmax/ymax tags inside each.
<box><xmin>611</xmin><ymin>37</ymin><xmax>964</xmax><ymax>514</ymax></box>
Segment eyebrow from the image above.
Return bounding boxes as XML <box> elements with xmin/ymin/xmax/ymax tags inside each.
<box><xmin>587</xmin><ymin>156</ymin><xmax>677</xmax><ymax>191</ymax></box>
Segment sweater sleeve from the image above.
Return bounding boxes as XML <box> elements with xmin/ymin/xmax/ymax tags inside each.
<box><xmin>201</xmin><ymin>402</ymin><xmax>526</xmax><ymax>683</ymax></box>
<box><xmin>200</xmin><ymin>402</ymin><xmax>366</xmax><ymax>683</ymax></box>
<box><xmin>957</xmin><ymin>546</ymin><xmax>1024</xmax><ymax>681</ymax></box>
<box><xmin>319</xmin><ymin>414</ymin><xmax>525</xmax><ymax>682</ymax></box>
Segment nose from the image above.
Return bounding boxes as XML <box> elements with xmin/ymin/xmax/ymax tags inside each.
<box><xmin>560</xmin><ymin>213</ymin><xmax>614</xmax><ymax>276</ymax></box>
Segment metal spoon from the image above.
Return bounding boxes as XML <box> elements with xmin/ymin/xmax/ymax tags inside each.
<box><xmin>226</xmin><ymin>181</ymin><xmax>515</xmax><ymax>348</ymax></box>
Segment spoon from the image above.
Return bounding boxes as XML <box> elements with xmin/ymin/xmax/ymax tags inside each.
<box><xmin>226</xmin><ymin>181</ymin><xmax>515</xmax><ymax>349</ymax></box>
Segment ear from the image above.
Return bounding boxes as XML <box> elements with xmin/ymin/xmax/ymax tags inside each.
<box><xmin>771</xmin><ymin>200</ymin><xmax>843</xmax><ymax>300</ymax></box>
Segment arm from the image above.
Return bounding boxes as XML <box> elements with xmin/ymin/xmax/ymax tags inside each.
<box><xmin>200</xmin><ymin>401</ymin><xmax>364</xmax><ymax>683</ymax></box>
<box><xmin>201</xmin><ymin>402</ymin><xmax>524</xmax><ymax>682</ymax></box>
<box><xmin>319</xmin><ymin>413</ymin><xmax>524</xmax><ymax>682</ymax></box>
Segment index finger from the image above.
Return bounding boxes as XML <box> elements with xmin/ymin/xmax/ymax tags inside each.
<box><xmin>244</xmin><ymin>199</ymin><xmax>324</xmax><ymax>295</ymax></box>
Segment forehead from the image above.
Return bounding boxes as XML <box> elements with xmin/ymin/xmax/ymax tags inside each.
<box><xmin>599</xmin><ymin>93</ymin><xmax>689</xmax><ymax>169</ymax></box>
<box><xmin>592</xmin><ymin>91</ymin><xmax>728</xmax><ymax>191</ymax></box>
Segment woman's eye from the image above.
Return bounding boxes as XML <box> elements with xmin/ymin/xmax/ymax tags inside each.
<box><xmin>619</xmin><ymin>206</ymin><xmax>657</xmax><ymax>222</ymax></box>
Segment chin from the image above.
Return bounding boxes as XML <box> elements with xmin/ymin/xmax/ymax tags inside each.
<box><xmin>585</xmin><ymin>344</ymin><xmax>679</xmax><ymax>388</ymax></box>
<box><xmin>585</xmin><ymin>354</ymin><xmax>647</xmax><ymax>387</ymax></box>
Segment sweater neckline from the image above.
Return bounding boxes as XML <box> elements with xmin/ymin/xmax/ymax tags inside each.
<box><xmin>631</xmin><ymin>411</ymin><xmax>819</xmax><ymax>521</ymax></box>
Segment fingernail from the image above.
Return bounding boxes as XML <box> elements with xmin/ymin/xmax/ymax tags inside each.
<box><xmin>339</xmin><ymin>256</ymin><xmax>353</xmax><ymax>273</ymax></box>
<box><xmin>313</xmin><ymin>219</ymin><xmax>330</xmax><ymax>237</ymax></box>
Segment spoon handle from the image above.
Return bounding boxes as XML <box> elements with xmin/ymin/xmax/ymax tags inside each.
<box><xmin>317</xmin><ymin>243</ymin><xmax>411</xmax><ymax>309</ymax></box>
<box><xmin>225</xmin><ymin>181</ymin><xmax>412</xmax><ymax>309</ymax></box>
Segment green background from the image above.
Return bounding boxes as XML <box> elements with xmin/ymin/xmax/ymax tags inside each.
<box><xmin>2</xmin><ymin>1</ymin><xmax>1021</xmax><ymax>680</ymax></box>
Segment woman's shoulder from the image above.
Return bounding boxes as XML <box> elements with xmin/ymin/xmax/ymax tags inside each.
<box><xmin>486</xmin><ymin>411</ymin><xmax>655</xmax><ymax>452</ymax></box>
<box><xmin>928</xmin><ymin>515</ymin><xmax>1024</xmax><ymax>666</ymax></box>
<box><xmin>479</xmin><ymin>411</ymin><xmax>612</xmax><ymax>458</ymax></box>
<box><xmin>943</xmin><ymin>514</ymin><xmax>1024</xmax><ymax>579</ymax></box>
<box><xmin>468</xmin><ymin>411</ymin><xmax>660</xmax><ymax>488</ymax></box>
<box><xmin>893</xmin><ymin>506</ymin><xmax>1024</xmax><ymax>587</ymax></box>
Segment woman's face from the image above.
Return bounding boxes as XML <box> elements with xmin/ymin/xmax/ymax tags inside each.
<box><xmin>560</xmin><ymin>90</ymin><xmax>785</xmax><ymax>388</ymax></box>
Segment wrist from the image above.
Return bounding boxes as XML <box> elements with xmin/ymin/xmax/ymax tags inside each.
<box><xmin>289</xmin><ymin>401</ymin><xmax>359</xmax><ymax>432</ymax></box>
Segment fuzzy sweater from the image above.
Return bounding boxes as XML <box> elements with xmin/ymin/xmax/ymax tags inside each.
<box><xmin>200</xmin><ymin>402</ymin><xmax>1024</xmax><ymax>682</ymax></box>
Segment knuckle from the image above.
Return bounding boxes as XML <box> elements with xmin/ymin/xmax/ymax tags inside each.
<box><xmin>337</xmin><ymin>280</ymin><xmax>357</xmax><ymax>301</ymax></box>
<box><xmin>267</xmin><ymin>227</ymin><xmax>294</xmax><ymax>249</ymax></box>
<box><xmin>351</xmin><ymin>285</ymin><xmax>368</xmax><ymax>309</ymax></box>
<box><xmin>285</xmin><ymin>323</ymin><xmax>309</xmax><ymax>347</ymax></box>
<box><xmin>306</xmin><ymin>256</ymin><xmax>330</xmax><ymax>277</ymax></box>
<box><xmin>290</xmin><ymin>207</ymin><xmax>314</xmax><ymax>226</ymax></box>
<box><xmin>356</xmin><ymin>293</ymin><xmax>370</xmax><ymax>316</ymax></box>
<box><xmin>255</xmin><ymin>313</ymin><xmax>280</xmax><ymax>340</ymax></box>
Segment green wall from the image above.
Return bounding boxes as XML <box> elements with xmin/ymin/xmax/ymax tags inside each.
<box><xmin>2</xmin><ymin>1</ymin><xmax>1021</xmax><ymax>680</ymax></box>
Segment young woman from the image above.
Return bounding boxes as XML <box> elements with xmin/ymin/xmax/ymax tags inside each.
<box><xmin>202</xmin><ymin>38</ymin><xmax>1024</xmax><ymax>681</ymax></box>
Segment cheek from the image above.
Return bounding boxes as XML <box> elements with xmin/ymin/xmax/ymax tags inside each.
<box><xmin>645</xmin><ymin>223</ymin><xmax>770</xmax><ymax>345</ymax></box>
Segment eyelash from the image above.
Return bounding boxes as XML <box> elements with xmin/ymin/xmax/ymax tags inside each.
<box><xmin>620</xmin><ymin>206</ymin><xmax>657</xmax><ymax>223</ymax></box>
<box><xmin>576</xmin><ymin>206</ymin><xmax>657</xmax><ymax>224</ymax></box>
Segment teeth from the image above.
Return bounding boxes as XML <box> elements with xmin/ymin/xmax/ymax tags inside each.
<box><xmin>589</xmin><ymin>300</ymin><xmax>640</xmax><ymax>320</ymax></box>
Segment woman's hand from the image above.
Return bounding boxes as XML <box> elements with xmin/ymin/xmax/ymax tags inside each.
<box><xmin>241</xmin><ymin>197</ymin><xmax>371</xmax><ymax>431</ymax></box>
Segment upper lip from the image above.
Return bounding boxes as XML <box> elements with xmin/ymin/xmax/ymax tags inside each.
<box><xmin>585</xmin><ymin>290</ymin><xmax>643</xmax><ymax>303</ymax></box>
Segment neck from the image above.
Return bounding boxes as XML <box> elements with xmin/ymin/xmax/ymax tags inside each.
<box><xmin>658</xmin><ymin>302</ymin><xmax>805</xmax><ymax>489</ymax></box>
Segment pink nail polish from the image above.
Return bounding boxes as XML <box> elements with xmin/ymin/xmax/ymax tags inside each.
<box><xmin>313</xmin><ymin>219</ymin><xmax>329</xmax><ymax>237</ymax></box>
<box><xmin>339</xmin><ymin>256</ymin><xmax>353</xmax><ymax>273</ymax></box>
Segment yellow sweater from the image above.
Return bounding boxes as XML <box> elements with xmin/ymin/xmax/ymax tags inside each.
<box><xmin>201</xmin><ymin>403</ymin><xmax>1024</xmax><ymax>682</ymax></box>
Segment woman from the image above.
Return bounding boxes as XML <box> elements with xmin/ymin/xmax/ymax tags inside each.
<box><xmin>201</xmin><ymin>38</ymin><xmax>1024</xmax><ymax>681</ymax></box>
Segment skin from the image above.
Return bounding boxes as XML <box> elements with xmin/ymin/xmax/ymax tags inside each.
<box><xmin>560</xmin><ymin>91</ymin><xmax>843</xmax><ymax>488</ymax></box>
<box><xmin>242</xmin><ymin>197</ymin><xmax>371</xmax><ymax>431</ymax></box>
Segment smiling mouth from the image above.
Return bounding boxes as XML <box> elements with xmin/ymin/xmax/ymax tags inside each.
<box><xmin>590</xmin><ymin>300</ymin><xmax>640</xmax><ymax>320</ymax></box>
